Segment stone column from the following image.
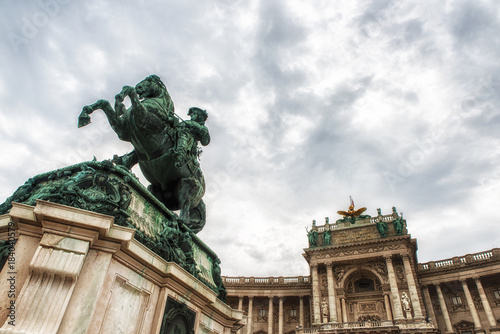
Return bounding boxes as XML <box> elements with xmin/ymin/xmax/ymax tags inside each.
<box><xmin>460</xmin><ymin>279</ymin><xmax>483</xmax><ymax>331</ymax></box>
<box><xmin>247</xmin><ymin>297</ymin><xmax>254</xmax><ymax>334</ymax></box>
<box><xmin>311</xmin><ymin>265</ymin><xmax>321</xmax><ymax>324</ymax></box>
<box><xmin>385</xmin><ymin>255</ymin><xmax>404</xmax><ymax>320</ymax></box>
<box><xmin>341</xmin><ymin>297</ymin><xmax>348</xmax><ymax>323</ymax></box>
<box><xmin>326</xmin><ymin>263</ymin><xmax>338</xmax><ymax>323</ymax></box>
<box><xmin>422</xmin><ymin>285</ymin><xmax>437</xmax><ymax>325</ymax></box>
<box><xmin>279</xmin><ymin>297</ymin><xmax>284</xmax><ymax>334</ymax></box>
<box><xmin>237</xmin><ymin>297</ymin><xmax>244</xmax><ymax>334</ymax></box>
<box><xmin>402</xmin><ymin>254</ymin><xmax>424</xmax><ymax>319</ymax></box>
<box><xmin>268</xmin><ymin>297</ymin><xmax>274</xmax><ymax>334</ymax></box>
<box><xmin>474</xmin><ymin>277</ymin><xmax>498</xmax><ymax>329</ymax></box>
<box><xmin>299</xmin><ymin>296</ymin><xmax>304</xmax><ymax>328</ymax></box>
<box><xmin>435</xmin><ymin>284</ymin><xmax>454</xmax><ymax>334</ymax></box>
<box><xmin>384</xmin><ymin>293</ymin><xmax>393</xmax><ymax>321</ymax></box>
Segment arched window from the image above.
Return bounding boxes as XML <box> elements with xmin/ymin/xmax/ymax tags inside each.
<box><xmin>354</xmin><ymin>278</ymin><xmax>375</xmax><ymax>293</ymax></box>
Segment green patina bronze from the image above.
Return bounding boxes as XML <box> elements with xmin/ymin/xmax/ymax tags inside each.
<box><xmin>78</xmin><ymin>75</ymin><xmax>209</xmax><ymax>234</ymax></box>
<box><xmin>307</xmin><ymin>220</ymin><xmax>318</xmax><ymax>247</ymax></box>
<box><xmin>376</xmin><ymin>221</ymin><xmax>388</xmax><ymax>237</ymax></box>
<box><xmin>393</xmin><ymin>216</ymin><xmax>405</xmax><ymax>235</ymax></box>
<box><xmin>0</xmin><ymin>161</ymin><xmax>226</xmax><ymax>301</ymax></box>
<box><xmin>323</xmin><ymin>217</ymin><xmax>332</xmax><ymax>245</ymax></box>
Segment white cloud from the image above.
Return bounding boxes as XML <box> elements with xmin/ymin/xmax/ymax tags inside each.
<box><xmin>0</xmin><ymin>0</ymin><xmax>499</xmax><ymax>276</ymax></box>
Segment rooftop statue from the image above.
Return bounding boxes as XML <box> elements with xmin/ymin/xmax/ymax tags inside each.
<box><xmin>337</xmin><ymin>196</ymin><xmax>367</xmax><ymax>224</ymax></box>
<box><xmin>78</xmin><ymin>75</ymin><xmax>209</xmax><ymax>233</ymax></box>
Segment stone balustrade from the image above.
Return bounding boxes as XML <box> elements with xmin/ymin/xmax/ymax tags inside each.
<box><xmin>222</xmin><ymin>275</ymin><xmax>310</xmax><ymax>285</ymax></box>
<box><xmin>296</xmin><ymin>319</ymin><xmax>435</xmax><ymax>333</ymax></box>
<box><xmin>314</xmin><ymin>214</ymin><xmax>396</xmax><ymax>233</ymax></box>
<box><xmin>418</xmin><ymin>248</ymin><xmax>500</xmax><ymax>271</ymax></box>
<box><xmin>296</xmin><ymin>320</ymin><xmax>396</xmax><ymax>333</ymax></box>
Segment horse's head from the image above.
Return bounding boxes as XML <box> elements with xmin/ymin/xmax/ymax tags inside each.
<box><xmin>135</xmin><ymin>75</ymin><xmax>167</xmax><ymax>99</ymax></box>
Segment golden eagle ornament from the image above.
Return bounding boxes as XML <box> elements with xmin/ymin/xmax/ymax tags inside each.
<box><xmin>337</xmin><ymin>196</ymin><xmax>367</xmax><ymax>223</ymax></box>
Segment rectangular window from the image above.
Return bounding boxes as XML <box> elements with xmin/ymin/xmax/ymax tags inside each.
<box><xmin>289</xmin><ymin>308</ymin><xmax>298</xmax><ymax>321</ymax></box>
<box><xmin>494</xmin><ymin>290</ymin><xmax>500</xmax><ymax>300</ymax></box>
<box><xmin>258</xmin><ymin>308</ymin><xmax>266</xmax><ymax>318</ymax></box>
<box><xmin>451</xmin><ymin>295</ymin><xmax>462</xmax><ymax>306</ymax></box>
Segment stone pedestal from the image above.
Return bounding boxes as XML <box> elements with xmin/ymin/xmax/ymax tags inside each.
<box><xmin>0</xmin><ymin>162</ymin><xmax>243</xmax><ymax>334</ymax></box>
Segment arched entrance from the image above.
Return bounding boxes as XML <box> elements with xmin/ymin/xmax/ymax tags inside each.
<box><xmin>343</xmin><ymin>269</ymin><xmax>386</xmax><ymax>322</ymax></box>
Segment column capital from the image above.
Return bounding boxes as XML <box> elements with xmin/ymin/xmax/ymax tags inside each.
<box><xmin>459</xmin><ymin>278</ymin><xmax>468</xmax><ymax>284</ymax></box>
<box><xmin>311</xmin><ymin>264</ymin><xmax>319</xmax><ymax>270</ymax></box>
<box><xmin>401</xmin><ymin>253</ymin><xmax>410</xmax><ymax>260</ymax></box>
<box><xmin>248</xmin><ymin>296</ymin><xmax>254</xmax><ymax>301</ymax></box>
<box><xmin>384</xmin><ymin>254</ymin><xmax>393</xmax><ymax>262</ymax></box>
<box><xmin>473</xmin><ymin>276</ymin><xmax>481</xmax><ymax>282</ymax></box>
<box><xmin>326</xmin><ymin>262</ymin><xmax>334</xmax><ymax>269</ymax></box>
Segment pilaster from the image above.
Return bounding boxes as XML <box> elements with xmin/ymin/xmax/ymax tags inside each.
<box><xmin>0</xmin><ymin>233</ymin><xmax>90</xmax><ymax>333</ymax></box>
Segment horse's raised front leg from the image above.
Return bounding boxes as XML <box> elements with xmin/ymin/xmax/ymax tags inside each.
<box><xmin>78</xmin><ymin>99</ymin><xmax>112</xmax><ymax>128</ymax></box>
<box><xmin>78</xmin><ymin>99</ymin><xmax>129</xmax><ymax>141</ymax></box>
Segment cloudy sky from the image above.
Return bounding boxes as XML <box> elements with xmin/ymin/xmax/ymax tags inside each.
<box><xmin>1</xmin><ymin>0</ymin><xmax>500</xmax><ymax>277</ymax></box>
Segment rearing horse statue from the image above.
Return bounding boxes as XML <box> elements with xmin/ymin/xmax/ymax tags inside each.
<box><xmin>78</xmin><ymin>75</ymin><xmax>208</xmax><ymax>233</ymax></box>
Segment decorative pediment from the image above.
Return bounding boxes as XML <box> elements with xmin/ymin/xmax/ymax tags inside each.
<box><xmin>454</xmin><ymin>320</ymin><xmax>474</xmax><ymax>331</ymax></box>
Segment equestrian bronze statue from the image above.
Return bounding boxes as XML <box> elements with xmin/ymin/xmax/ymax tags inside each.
<box><xmin>78</xmin><ymin>75</ymin><xmax>209</xmax><ymax>233</ymax></box>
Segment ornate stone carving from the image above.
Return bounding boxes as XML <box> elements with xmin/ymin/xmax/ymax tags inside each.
<box><xmin>432</xmin><ymin>298</ymin><xmax>442</xmax><ymax>314</ymax></box>
<box><xmin>396</xmin><ymin>266</ymin><xmax>405</xmax><ymax>282</ymax></box>
<box><xmin>0</xmin><ymin>161</ymin><xmax>227</xmax><ymax>301</ymax></box>
<box><xmin>401</xmin><ymin>292</ymin><xmax>412</xmax><ymax>318</ymax></box>
<box><xmin>358</xmin><ymin>315</ymin><xmax>380</xmax><ymax>321</ymax></box>
<box><xmin>454</xmin><ymin>320</ymin><xmax>474</xmax><ymax>333</ymax></box>
<box><xmin>472</xmin><ymin>290</ymin><xmax>483</xmax><ymax>309</ymax></box>
<box><xmin>366</xmin><ymin>262</ymin><xmax>388</xmax><ymax>281</ymax></box>
<box><xmin>159</xmin><ymin>298</ymin><xmax>196</xmax><ymax>334</ymax></box>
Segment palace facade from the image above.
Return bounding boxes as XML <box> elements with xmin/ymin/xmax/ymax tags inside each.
<box><xmin>223</xmin><ymin>207</ymin><xmax>500</xmax><ymax>334</ymax></box>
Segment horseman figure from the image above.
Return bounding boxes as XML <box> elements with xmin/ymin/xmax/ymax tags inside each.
<box><xmin>78</xmin><ymin>75</ymin><xmax>209</xmax><ymax>233</ymax></box>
